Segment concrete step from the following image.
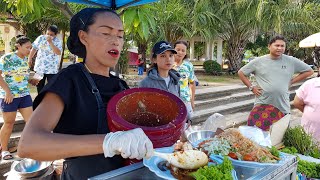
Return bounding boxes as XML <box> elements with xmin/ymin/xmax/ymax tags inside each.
<box><xmin>195</xmin><ymin>84</ymin><xmax>247</xmax><ymax>100</ymax></box>
<box><xmin>0</xmin><ymin>119</ymin><xmax>25</xmax><ymax>134</ymax></box>
<box><xmin>195</xmin><ymin>83</ymin><xmax>301</xmax><ymax>111</ymax></box>
<box><xmin>0</xmin><ymin>112</ymin><xmax>25</xmax><ymax>134</ymax></box>
<box><xmin>0</xmin><ymin>132</ymin><xmax>22</xmax><ymax>178</ymax></box>
<box><xmin>193</xmin><ymin>99</ymin><xmax>255</xmax><ymax>124</ymax></box>
<box><xmin>195</xmin><ymin>91</ymin><xmax>254</xmax><ymax>111</ymax></box>
<box><xmin>194</xmin><ymin>107</ymin><xmax>303</xmax><ymax>132</ymax></box>
<box><xmin>192</xmin><ymin>88</ymin><xmax>299</xmax><ymax>124</ymax></box>
<box><xmin>193</xmin><ymin>111</ymin><xmax>251</xmax><ymax>130</ymax></box>
<box><xmin>0</xmin><ymin>81</ymin><xmax>303</xmax><ymax>135</ymax></box>
<box><xmin>195</xmin><ymin>80</ymin><xmax>303</xmax><ymax>101</ymax></box>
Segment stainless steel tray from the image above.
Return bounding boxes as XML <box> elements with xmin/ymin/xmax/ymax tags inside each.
<box><xmin>89</xmin><ymin>162</ymin><xmax>164</xmax><ymax>180</ymax></box>
<box><xmin>90</xmin><ymin>153</ymin><xmax>298</xmax><ymax>180</ymax></box>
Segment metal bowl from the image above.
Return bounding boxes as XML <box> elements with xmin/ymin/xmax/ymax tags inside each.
<box><xmin>187</xmin><ymin>130</ymin><xmax>215</xmax><ymax>147</ymax></box>
<box><xmin>13</xmin><ymin>158</ymin><xmax>52</xmax><ymax>178</ymax></box>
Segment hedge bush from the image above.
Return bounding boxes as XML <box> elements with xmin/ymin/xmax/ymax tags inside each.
<box><xmin>203</xmin><ymin>60</ymin><xmax>222</xmax><ymax>75</ymax></box>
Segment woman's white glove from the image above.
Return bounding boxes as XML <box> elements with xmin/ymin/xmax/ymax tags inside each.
<box><xmin>103</xmin><ymin>128</ymin><xmax>153</xmax><ymax>160</ymax></box>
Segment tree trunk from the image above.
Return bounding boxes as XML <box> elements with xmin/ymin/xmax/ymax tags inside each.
<box><xmin>50</xmin><ymin>0</ymin><xmax>73</xmax><ymax>19</ymax></box>
<box><xmin>137</xmin><ymin>41</ymin><xmax>148</xmax><ymax>71</ymax></box>
<box><xmin>226</xmin><ymin>37</ymin><xmax>247</xmax><ymax>71</ymax></box>
<box><xmin>59</xmin><ymin>30</ymin><xmax>66</xmax><ymax>70</ymax></box>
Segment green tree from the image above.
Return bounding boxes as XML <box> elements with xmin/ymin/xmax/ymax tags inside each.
<box><xmin>246</xmin><ymin>33</ymin><xmax>270</xmax><ymax>57</ymax></box>
<box><xmin>151</xmin><ymin>0</ymin><xmax>191</xmax><ymax>43</ymax></box>
<box><xmin>0</xmin><ymin>0</ymin><xmax>81</xmax><ymax>70</ymax></box>
<box><xmin>122</xmin><ymin>5</ymin><xmax>157</xmax><ymax>64</ymax></box>
<box><xmin>198</xmin><ymin>0</ymin><xmax>317</xmax><ymax>71</ymax></box>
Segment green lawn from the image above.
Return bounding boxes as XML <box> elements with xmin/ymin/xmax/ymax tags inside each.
<box><xmin>191</xmin><ymin>61</ymin><xmax>204</xmax><ymax>66</ymax></box>
<box><xmin>126</xmin><ymin>67</ymin><xmax>241</xmax><ymax>84</ymax></box>
<box><xmin>197</xmin><ymin>74</ymin><xmax>241</xmax><ymax>84</ymax></box>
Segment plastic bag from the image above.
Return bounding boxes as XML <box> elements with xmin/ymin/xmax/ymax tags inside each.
<box><xmin>238</xmin><ymin>125</ymin><xmax>272</xmax><ymax>148</ymax></box>
<box><xmin>183</xmin><ymin>113</ymin><xmax>225</xmax><ymax>137</ymax></box>
<box><xmin>269</xmin><ymin>114</ymin><xmax>291</xmax><ymax>146</ymax></box>
<box><xmin>200</xmin><ymin>113</ymin><xmax>225</xmax><ymax>131</ymax></box>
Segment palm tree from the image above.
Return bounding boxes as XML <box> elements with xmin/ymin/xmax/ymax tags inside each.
<box><xmin>262</xmin><ymin>0</ymin><xmax>317</xmax><ymax>35</ymax></box>
<box><xmin>151</xmin><ymin>0</ymin><xmax>191</xmax><ymax>43</ymax></box>
<box><xmin>198</xmin><ymin>0</ymin><xmax>316</xmax><ymax>71</ymax></box>
<box><xmin>204</xmin><ymin>0</ymin><xmax>265</xmax><ymax>70</ymax></box>
<box><xmin>189</xmin><ymin>0</ymin><xmax>217</xmax><ymax>41</ymax></box>
<box><xmin>0</xmin><ymin>0</ymin><xmax>74</xmax><ymax>70</ymax></box>
<box><xmin>122</xmin><ymin>5</ymin><xmax>157</xmax><ymax>62</ymax></box>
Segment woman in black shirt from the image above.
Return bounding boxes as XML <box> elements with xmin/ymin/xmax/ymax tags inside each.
<box><xmin>18</xmin><ymin>8</ymin><xmax>153</xmax><ymax>179</ymax></box>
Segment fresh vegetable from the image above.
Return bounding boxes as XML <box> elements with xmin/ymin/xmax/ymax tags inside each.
<box><xmin>281</xmin><ymin>147</ymin><xmax>320</xmax><ymax>178</ymax></box>
<box><xmin>309</xmin><ymin>147</ymin><xmax>320</xmax><ymax>159</ymax></box>
<box><xmin>200</xmin><ymin>129</ymin><xmax>278</xmax><ymax>163</ymax></box>
<box><xmin>269</xmin><ymin>146</ymin><xmax>280</xmax><ymax>158</ymax></box>
<box><xmin>243</xmin><ymin>154</ymin><xmax>254</xmax><ymax>161</ymax></box>
<box><xmin>280</xmin><ymin>147</ymin><xmax>298</xmax><ymax>155</ymax></box>
<box><xmin>191</xmin><ymin>156</ymin><xmax>233</xmax><ymax>180</ymax></box>
<box><xmin>297</xmin><ymin>160</ymin><xmax>320</xmax><ymax>178</ymax></box>
<box><xmin>227</xmin><ymin>152</ymin><xmax>238</xmax><ymax>160</ymax></box>
<box><xmin>283</xmin><ymin>126</ymin><xmax>318</xmax><ymax>156</ymax></box>
<box><xmin>201</xmin><ymin>138</ymin><xmax>231</xmax><ymax>156</ymax></box>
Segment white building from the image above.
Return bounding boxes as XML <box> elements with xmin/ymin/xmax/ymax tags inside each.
<box><xmin>185</xmin><ymin>36</ymin><xmax>223</xmax><ymax>65</ymax></box>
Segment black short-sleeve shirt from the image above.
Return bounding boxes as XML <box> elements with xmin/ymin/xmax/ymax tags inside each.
<box><xmin>33</xmin><ymin>64</ymin><xmax>129</xmax><ymax>178</ymax></box>
<box><xmin>34</xmin><ymin>64</ymin><xmax>128</xmax><ymax>134</ymax></box>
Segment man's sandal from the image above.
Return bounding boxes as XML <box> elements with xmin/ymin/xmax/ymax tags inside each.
<box><xmin>1</xmin><ymin>151</ymin><xmax>13</xmax><ymax>160</ymax></box>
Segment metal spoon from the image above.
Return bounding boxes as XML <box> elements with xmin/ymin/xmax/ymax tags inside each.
<box><xmin>153</xmin><ymin>150</ymin><xmax>208</xmax><ymax>170</ymax></box>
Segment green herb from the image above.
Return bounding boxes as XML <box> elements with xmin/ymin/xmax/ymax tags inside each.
<box><xmin>260</xmin><ymin>156</ymin><xmax>267</xmax><ymax>162</ymax></box>
<box><xmin>269</xmin><ymin>146</ymin><xmax>280</xmax><ymax>158</ymax></box>
<box><xmin>283</xmin><ymin>126</ymin><xmax>318</xmax><ymax>156</ymax></box>
<box><xmin>297</xmin><ymin>160</ymin><xmax>320</xmax><ymax>178</ymax></box>
<box><xmin>280</xmin><ymin>147</ymin><xmax>298</xmax><ymax>155</ymax></box>
<box><xmin>308</xmin><ymin>147</ymin><xmax>320</xmax><ymax>159</ymax></box>
<box><xmin>191</xmin><ymin>156</ymin><xmax>233</xmax><ymax>180</ymax></box>
<box><xmin>281</xmin><ymin>147</ymin><xmax>320</xmax><ymax>178</ymax></box>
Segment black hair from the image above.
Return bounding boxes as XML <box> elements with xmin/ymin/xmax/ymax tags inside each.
<box><xmin>67</xmin><ymin>8</ymin><xmax>120</xmax><ymax>59</ymax></box>
<box><xmin>15</xmin><ymin>35</ymin><xmax>30</xmax><ymax>50</ymax></box>
<box><xmin>147</xmin><ymin>53</ymin><xmax>158</xmax><ymax>72</ymax></box>
<box><xmin>47</xmin><ymin>25</ymin><xmax>59</xmax><ymax>35</ymax></box>
<box><xmin>173</xmin><ymin>40</ymin><xmax>189</xmax><ymax>60</ymax></box>
<box><xmin>268</xmin><ymin>35</ymin><xmax>286</xmax><ymax>45</ymax></box>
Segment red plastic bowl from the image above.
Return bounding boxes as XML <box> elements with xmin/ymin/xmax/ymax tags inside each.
<box><xmin>107</xmin><ymin>88</ymin><xmax>187</xmax><ymax>148</ymax></box>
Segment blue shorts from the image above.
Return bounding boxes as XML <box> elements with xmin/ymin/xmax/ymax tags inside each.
<box><xmin>0</xmin><ymin>95</ymin><xmax>32</xmax><ymax>112</ymax></box>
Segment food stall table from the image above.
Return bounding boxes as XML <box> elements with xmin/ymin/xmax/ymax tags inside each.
<box><xmin>89</xmin><ymin>162</ymin><xmax>164</xmax><ymax>180</ymax></box>
<box><xmin>89</xmin><ymin>154</ymin><xmax>298</xmax><ymax>180</ymax></box>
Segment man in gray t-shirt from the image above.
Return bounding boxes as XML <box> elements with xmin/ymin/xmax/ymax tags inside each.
<box><xmin>238</xmin><ymin>35</ymin><xmax>313</xmax><ymax>114</ymax></box>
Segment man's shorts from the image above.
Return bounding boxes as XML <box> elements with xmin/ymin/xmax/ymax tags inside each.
<box><xmin>0</xmin><ymin>95</ymin><xmax>32</xmax><ymax>112</ymax></box>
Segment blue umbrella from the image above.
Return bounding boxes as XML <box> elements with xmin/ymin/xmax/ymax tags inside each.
<box><xmin>63</xmin><ymin>0</ymin><xmax>158</xmax><ymax>10</ymax></box>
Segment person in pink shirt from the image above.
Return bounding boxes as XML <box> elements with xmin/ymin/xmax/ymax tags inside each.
<box><xmin>293</xmin><ymin>74</ymin><xmax>320</xmax><ymax>142</ymax></box>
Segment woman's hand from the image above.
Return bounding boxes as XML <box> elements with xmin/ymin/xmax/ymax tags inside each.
<box><xmin>103</xmin><ymin>128</ymin><xmax>153</xmax><ymax>160</ymax></box>
<box><xmin>4</xmin><ymin>90</ymin><xmax>14</xmax><ymax>104</ymax></box>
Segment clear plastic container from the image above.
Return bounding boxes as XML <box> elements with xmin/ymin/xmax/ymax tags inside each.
<box><xmin>213</xmin><ymin>152</ymin><xmax>293</xmax><ymax>179</ymax></box>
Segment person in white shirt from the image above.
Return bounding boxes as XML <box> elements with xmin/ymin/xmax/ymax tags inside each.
<box><xmin>28</xmin><ymin>25</ymin><xmax>62</xmax><ymax>93</ymax></box>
